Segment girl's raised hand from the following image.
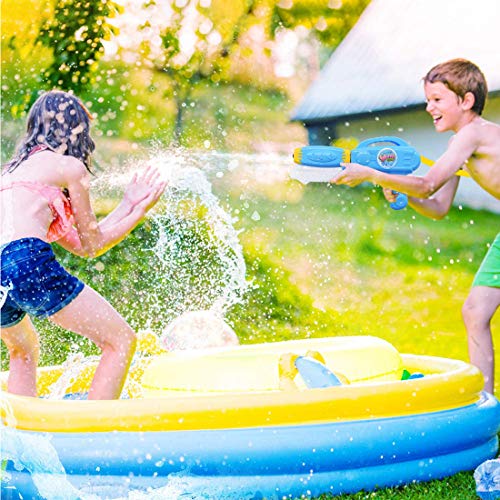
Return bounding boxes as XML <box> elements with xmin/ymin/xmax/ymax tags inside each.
<box><xmin>124</xmin><ymin>165</ymin><xmax>167</xmax><ymax>212</ymax></box>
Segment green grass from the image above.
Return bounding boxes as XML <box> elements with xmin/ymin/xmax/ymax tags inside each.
<box><xmin>315</xmin><ymin>471</ymin><xmax>477</xmax><ymax>499</ymax></box>
<box><xmin>217</xmin><ymin>175</ymin><xmax>499</xmax><ymax>365</ymax></box>
<box><xmin>216</xmin><ymin>174</ymin><xmax>498</xmax><ymax>500</ymax></box>
<box><xmin>1</xmin><ymin>154</ymin><xmax>498</xmax><ymax>499</ymax></box>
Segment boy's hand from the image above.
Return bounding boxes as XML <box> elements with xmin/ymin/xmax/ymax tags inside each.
<box><xmin>332</xmin><ymin>163</ymin><xmax>372</xmax><ymax>187</ymax></box>
<box><xmin>382</xmin><ymin>188</ymin><xmax>398</xmax><ymax>203</ymax></box>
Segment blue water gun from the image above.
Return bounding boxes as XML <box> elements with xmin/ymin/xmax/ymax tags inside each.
<box><xmin>291</xmin><ymin>136</ymin><xmax>422</xmax><ymax>210</ymax></box>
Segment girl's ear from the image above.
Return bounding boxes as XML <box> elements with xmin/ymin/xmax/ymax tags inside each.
<box><xmin>462</xmin><ymin>91</ymin><xmax>475</xmax><ymax>111</ymax></box>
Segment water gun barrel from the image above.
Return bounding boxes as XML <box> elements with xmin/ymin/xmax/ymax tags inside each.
<box><xmin>293</xmin><ymin>137</ymin><xmax>420</xmax><ymax>174</ymax></box>
<box><xmin>290</xmin><ymin>146</ymin><xmax>349</xmax><ymax>184</ymax></box>
<box><xmin>293</xmin><ymin>146</ymin><xmax>350</xmax><ymax>167</ymax></box>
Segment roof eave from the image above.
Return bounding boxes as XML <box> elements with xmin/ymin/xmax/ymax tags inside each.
<box><xmin>290</xmin><ymin>102</ymin><xmax>426</xmax><ymax>125</ymax></box>
<box><xmin>291</xmin><ymin>89</ymin><xmax>500</xmax><ymax>125</ymax></box>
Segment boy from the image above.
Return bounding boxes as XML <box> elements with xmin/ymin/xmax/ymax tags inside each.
<box><xmin>333</xmin><ymin>59</ymin><xmax>500</xmax><ymax>393</ymax></box>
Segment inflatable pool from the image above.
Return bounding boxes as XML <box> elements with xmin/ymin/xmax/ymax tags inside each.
<box><xmin>1</xmin><ymin>335</ymin><xmax>499</xmax><ymax>499</ymax></box>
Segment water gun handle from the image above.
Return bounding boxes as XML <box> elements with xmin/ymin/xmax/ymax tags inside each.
<box><xmin>390</xmin><ymin>192</ymin><xmax>408</xmax><ymax>210</ymax></box>
<box><xmin>353</xmin><ymin>136</ymin><xmax>416</xmax><ymax>211</ymax></box>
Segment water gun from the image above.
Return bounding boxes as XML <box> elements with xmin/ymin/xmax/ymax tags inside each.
<box><xmin>291</xmin><ymin>136</ymin><xmax>422</xmax><ymax>210</ymax></box>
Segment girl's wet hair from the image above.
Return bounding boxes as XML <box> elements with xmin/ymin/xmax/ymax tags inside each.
<box><xmin>4</xmin><ymin>90</ymin><xmax>96</xmax><ymax>173</ymax></box>
<box><xmin>423</xmin><ymin>59</ymin><xmax>488</xmax><ymax>115</ymax></box>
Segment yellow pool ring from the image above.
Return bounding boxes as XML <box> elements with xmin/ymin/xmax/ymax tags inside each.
<box><xmin>140</xmin><ymin>336</ymin><xmax>403</xmax><ymax>394</ymax></box>
<box><xmin>0</xmin><ymin>336</ymin><xmax>483</xmax><ymax>434</ymax></box>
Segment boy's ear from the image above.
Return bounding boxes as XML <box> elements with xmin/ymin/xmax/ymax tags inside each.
<box><xmin>461</xmin><ymin>91</ymin><xmax>475</xmax><ymax>111</ymax></box>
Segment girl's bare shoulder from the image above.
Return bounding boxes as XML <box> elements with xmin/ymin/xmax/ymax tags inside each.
<box><xmin>18</xmin><ymin>151</ymin><xmax>90</xmax><ymax>188</ymax></box>
<box><xmin>36</xmin><ymin>151</ymin><xmax>89</xmax><ymax>182</ymax></box>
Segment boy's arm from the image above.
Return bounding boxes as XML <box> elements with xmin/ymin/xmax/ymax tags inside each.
<box><xmin>333</xmin><ymin>127</ymin><xmax>478</xmax><ymax>198</ymax></box>
<box><xmin>383</xmin><ymin>175</ymin><xmax>460</xmax><ymax>219</ymax></box>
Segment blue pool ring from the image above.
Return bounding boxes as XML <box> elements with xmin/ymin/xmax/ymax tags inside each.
<box><xmin>3</xmin><ymin>392</ymin><xmax>499</xmax><ymax>499</ymax></box>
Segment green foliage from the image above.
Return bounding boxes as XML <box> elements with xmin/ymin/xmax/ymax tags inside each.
<box><xmin>0</xmin><ymin>73</ymin><xmax>299</xmax><ymax>161</ymax></box>
<box><xmin>141</xmin><ymin>0</ymin><xmax>369</xmax><ymax>142</ymax></box>
<box><xmin>150</xmin><ymin>0</ymin><xmax>260</xmax><ymax>141</ymax></box>
<box><xmin>275</xmin><ymin>0</ymin><xmax>371</xmax><ymax>47</ymax></box>
<box><xmin>1</xmin><ymin>0</ymin><xmax>123</xmax><ymax>115</ymax></box>
<box><xmin>0</xmin><ymin>459</ymin><xmax>11</xmax><ymax>485</ymax></box>
<box><xmin>37</xmin><ymin>0</ymin><xmax>122</xmax><ymax>94</ymax></box>
<box><xmin>227</xmin><ymin>246</ymin><xmax>342</xmax><ymax>344</ymax></box>
<box><xmin>2</xmin><ymin>0</ymin><xmax>369</xmax><ymax>136</ymax></box>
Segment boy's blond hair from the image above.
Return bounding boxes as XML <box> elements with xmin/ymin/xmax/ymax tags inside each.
<box><xmin>423</xmin><ymin>58</ymin><xmax>488</xmax><ymax>115</ymax></box>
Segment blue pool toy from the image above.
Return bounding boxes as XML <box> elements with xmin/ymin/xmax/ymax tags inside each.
<box><xmin>291</xmin><ymin>136</ymin><xmax>422</xmax><ymax>210</ymax></box>
<box><xmin>294</xmin><ymin>355</ymin><xmax>343</xmax><ymax>388</ymax></box>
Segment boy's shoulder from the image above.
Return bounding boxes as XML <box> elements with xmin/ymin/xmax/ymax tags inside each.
<box><xmin>457</xmin><ymin>117</ymin><xmax>500</xmax><ymax>144</ymax></box>
<box><xmin>474</xmin><ymin>117</ymin><xmax>500</xmax><ymax>129</ymax></box>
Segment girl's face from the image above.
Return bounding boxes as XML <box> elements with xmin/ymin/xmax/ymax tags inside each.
<box><xmin>424</xmin><ymin>81</ymin><xmax>464</xmax><ymax>133</ymax></box>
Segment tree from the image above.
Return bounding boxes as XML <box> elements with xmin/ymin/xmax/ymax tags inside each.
<box><xmin>141</xmin><ymin>0</ymin><xmax>369</xmax><ymax>144</ymax></box>
<box><xmin>2</xmin><ymin>0</ymin><xmax>369</xmax><ymax>134</ymax></box>
<box><xmin>140</xmin><ymin>0</ymin><xmax>258</xmax><ymax>143</ymax></box>
<box><xmin>37</xmin><ymin>0</ymin><xmax>122</xmax><ymax>96</ymax></box>
<box><xmin>275</xmin><ymin>0</ymin><xmax>371</xmax><ymax>47</ymax></box>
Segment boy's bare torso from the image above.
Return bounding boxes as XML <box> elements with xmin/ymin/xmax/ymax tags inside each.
<box><xmin>461</xmin><ymin>118</ymin><xmax>500</xmax><ymax>199</ymax></box>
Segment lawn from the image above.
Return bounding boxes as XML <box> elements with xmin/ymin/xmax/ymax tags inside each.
<box><xmin>218</xmin><ymin>163</ymin><xmax>499</xmax><ymax>363</ymax></box>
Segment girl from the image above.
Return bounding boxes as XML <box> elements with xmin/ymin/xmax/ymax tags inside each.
<box><xmin>0</xmin><ymin>90</ymin><xmax>166</xmax><ymax>399</ymax></box>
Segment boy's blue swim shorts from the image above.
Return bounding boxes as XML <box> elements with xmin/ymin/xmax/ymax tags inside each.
<box><xmin>0</xmin><ymin>238</ymin><xmax>84</xmax><ymax>327</ymax></box>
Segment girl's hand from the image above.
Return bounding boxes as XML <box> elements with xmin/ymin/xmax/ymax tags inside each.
<box><xmin>124</xmin><ymin>165</ymin><xmax>167</xmax><ymax>212</ymax></box>
<box><xmin>331</xmin><ymin>163</ymin><xmax>372</xmax><ymax>187</ymax></box>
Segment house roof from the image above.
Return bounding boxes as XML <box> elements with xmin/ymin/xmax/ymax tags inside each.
<box><xmin>291</xmin><ymin>0</ymin><xmax>500</xmax><ymax>123</ymax></box>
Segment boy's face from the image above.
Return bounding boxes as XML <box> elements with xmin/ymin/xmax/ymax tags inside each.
<box><xmin>424</xmin><ymin>81</ymin><xmax>463</xmax><ymax>132</ymax></box>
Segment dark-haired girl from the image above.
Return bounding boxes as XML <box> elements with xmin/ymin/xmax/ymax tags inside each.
<box><xmin>1</xmin><ymin>90</ymin><xmax>166</xmax><ymax>399</ymax></box>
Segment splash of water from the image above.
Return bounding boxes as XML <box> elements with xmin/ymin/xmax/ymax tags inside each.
<box><xmin>150</xmin><ymin>152</ymin><xmax>247</xmax><ymax>318</ymax></box>
<box><xmin>1</xmin><ymin>427</ymin><xmax>92</xmax><ymax>500</ymax></box>
<box><xmin>93</xmin><ymin>147</ymin><xmax>249</xmax><ymax>333</ymax></box>
<box><xmin>45</xmin><ymin>352</ymin><xmax>99</xmax><ymax>400</ymax></box>
<box><xmin>2</xmin><ymin>419</ymin><xmax>246</xmax><ymax>500</ymax></box>
<box><xmin>1</xmin><ymin>395</ymin><xmax>98</xmax><ymax>500</ymax></box>
<box><xmin>1</xmin><ymin>415</ymin><xmax>259</xmax><ymax>500</ymax></box>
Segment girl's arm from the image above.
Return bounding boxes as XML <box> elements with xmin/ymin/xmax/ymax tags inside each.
<box><xmin>58</xmin><ymin>161</ymin><xmax>166</xmax><ymax>257</ymax></box>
